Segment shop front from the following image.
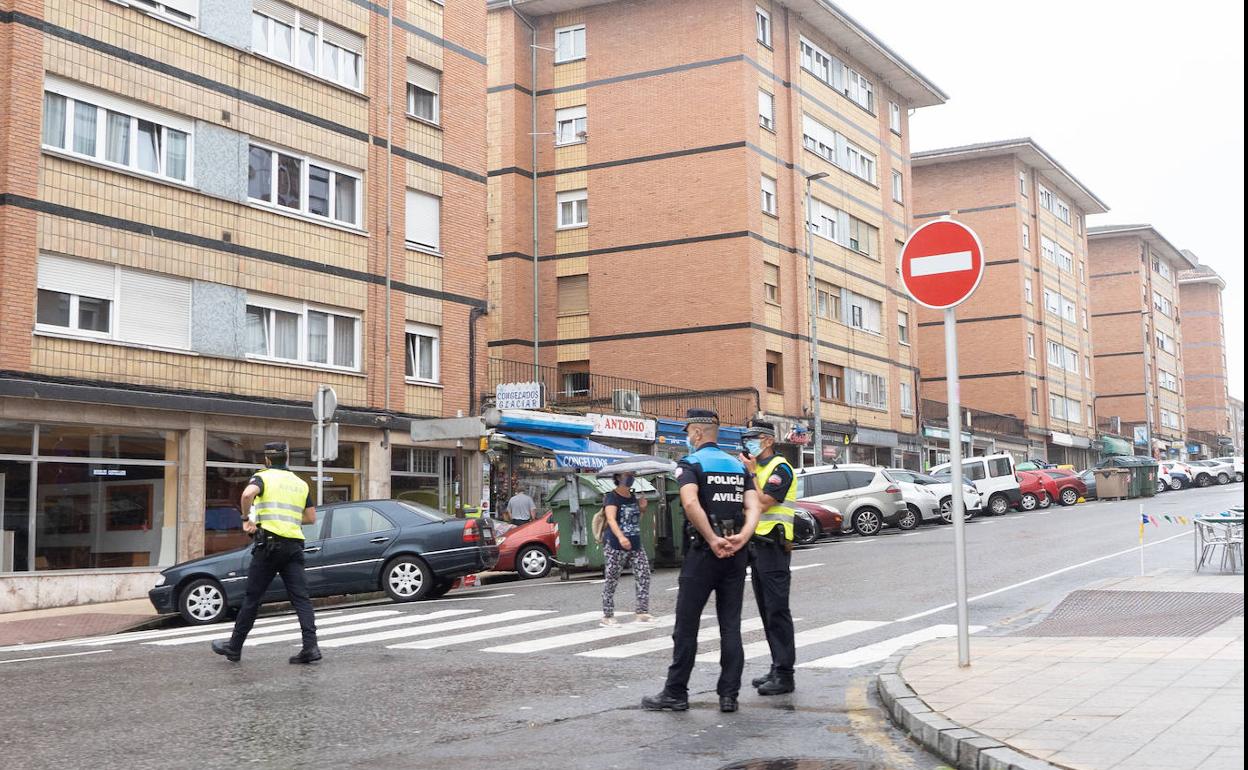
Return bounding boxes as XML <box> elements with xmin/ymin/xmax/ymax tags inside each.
<box><xmin>655</xmin><ymin>419</ymin><xmax>746</xmax><ymax>461</ymax></box>
<box><xmin>1048</xmin><ymin>431</ymin><xmax>1093</xmax><ymax>468</ymax></box>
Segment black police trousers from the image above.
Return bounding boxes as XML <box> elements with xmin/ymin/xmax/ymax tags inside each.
<box><xmin>663</xmin><ymin>545</ymin><xmax>748</xmax><ymax>698</ymax></box>
<box><xmin>229</xmin><ymin>536</ymin><xmax>318</xmax><ymax>651</ymax></box>
<box><xmin>748</xmin><ymin>537</ymin><xmax>795</xmax><ymax>676</ymax></box>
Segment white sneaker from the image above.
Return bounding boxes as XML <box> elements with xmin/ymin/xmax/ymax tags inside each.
<box><xmin>600</xmin><ymin>616</ymin><xmax>619</xmax><ymax>627</ymax></box>
<box><xmin>634</xmin><ymin>613</ymin><xmax>655</xmax><ymax>623</ymax></box>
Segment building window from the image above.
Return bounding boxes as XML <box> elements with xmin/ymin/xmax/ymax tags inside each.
<box><xmin>845</xmin><ymin>291</ymin><xmax>882</xmax><ymax>334</ymax></box>
<box><xmin>245</xmin><ymin>294</ymin><xmax>360</xmax><ymax>371</ymax></box>
<box><xmin>252</xmin><ymin>1</ymin><xmax>364</xmax><ymax>90</ymax></box>
<box><xmin>819</xmin><ymin>363</ymin><xmax>844</xmax><ymax>402</ymax></box>
<box><xmin>764</xmin><ymin>263</ymin><xmax>780</xmax><ymax>304</ymax></box>
<box><xmin>1152</xmin><ymin>257</ymin><xmax>1171</xmax><ymax>282</ymax></box>
<box><xmin>1155</xmin><ymin>331</ymin><xmax>1175</xmax><ymax>354</ymax></box>
<box><xmin>848</xmin><ymin>217</ymin><xmax>879</xmax><ymax>258</ymax></box>
<box><xmin>889</xmin><ymin>102</ymin><xmax>902</xmax><ymax>134</ymax></box>
<box><xmin>127</xmin><ymin>0</ymin><xmax>199</xmax><ymax>27</ymax></box>
<box><xmin>847</xmin><ymin>369</ymin><xmax>887</xmax><ymax>410</ymax></box>
<box><xmin>1027</xmin><ymin>333</ymin><xmax>1035</xmax><ymax>358</ymax></box>
<box><xmin>802</xmin><ymin>114</ymin><xmax>877</xmax><ymax>183</ymax></box>
<box><xmin>1040</xmin><ymin>237</ymin><xmax>1072</xmax><ymax>272</ymax></box>
<box><xmin>557</xmin><ymin>189</ymin><xmax>588</xmax><ymax>229</ymax></box>
<box><xmin>1036</xmin><ymin>182</ymin><xmax>1071</xmax><ymax>224</ymax></box>
<box><xmin>554</xmin><ymin>24</ymin><xmax>586</xmax><ymax>63</ymax></box>
<box><xmin>761</xmin><ymin>175</ymin><xmax>778</xmax><ymax>215</ymax></box>
<box><xmin>248</xmin><ymin>143</ymin><xmax>360</xmax><ymax>226</ymax></box>
<box><xmin>1083</xmin><ymin>309</ymin><xmax>1089</xmax><ymax>330</ymax></box>
<box><xmin>1152</xmin><ymin>291</ymin><xmax>1172</xmax><ymax>317</ymax></box>
<box><xmin>807</xmin><ymin>196</ymin><xmax>838</xmax><ymax>242</ymax></box>
<box><xmin>766</xmin><ymin>351</ymin><xmax>783</xmax><ymax>391</ymax></box>
<box><xmin>406</xmin><ymin>61</ymin><xmax>441</xmax><ymax>124</ymax></box>
<box><xmin>557</xmin><ymin>274</ymin><xmax>589</xmax><ymax>316</ymax></box>
<box><xmin>1019</xmin><ymin>170</ymin><xmax>1028</xmax><ymax>196</ymax></box>
<box><xmin>1046</xmin><ymin>341</ymin><xmax>1078</xmax><ymax>373</ymax></box>
<box><xmin>815</xmin><ymin>280</ymin><xmax>841</xmax><ymax>320</ymax></box>
<box><xmin>898</xmin><ymin>310</ymin><xmax>910</xmax><ymax>344</ymax></box>
<box><xmin>390</xmin><ymin>447</ymin><xmax>444</xmax><ymax>512</ymax></box>
<box><xmin>42</xmin><ymin>79</ymin><xmax>191</xmax><ymax>183</ymax></box>
<box><xmin>755</xmin><ymin>6</ymin><xmax>771</xmax><ymax>46</ymax></box>
<box><xmin>891</xmin><ymin>170</ymin><xmax>903</xmax><ymax>203</ymax></box>
<box><xmin>800</xmin><ymin>37</ymin><xmax>874</xmax><ymax>113</ymax></box>
<box><xmin>405</xmin><ymin>323</ymin><xmax>440</xmax><ymax>383</ymax></box>
<box><xmin>1031</xmin><ymin>387</ymin><xmax>1039</xmax><ymax>414</ymax></box>
<box><xmin>557</xmin><ymin>361</ymin><xmax>591</xmax><ymax>398</ymax></box>
<box><xmin>1022</xmin><ymin>224</ymin><xmax>1030</xmax><ymax>250</ymax></box>
<box><xmin>900</xmin><ymin>381</ymin><xmax>914</xmax><ymax>415</ymax></box>
<box><xmin>1024</xmin><ymin>278</ymin><xmax>1033</xmax><ymax>304</ymax></box>
<box><xmin>405</xmin><ymin>189</ymin><xmax>441</xmax><ymax>252</ymax></box>
<box><xmin>758</xmin><ymin>90</ymin><xmax>775</xmax><ymax>131</ymax></box>
<box><xmin>555</xmin><ymin>105</ymin><xmax>587</xmax><ymax>145</ymax></box>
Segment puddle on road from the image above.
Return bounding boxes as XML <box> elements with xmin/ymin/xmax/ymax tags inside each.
<box><xmin>718</xmin><ymin>759</ymin><xmax>882</xmax><ymax>770</ymax></box>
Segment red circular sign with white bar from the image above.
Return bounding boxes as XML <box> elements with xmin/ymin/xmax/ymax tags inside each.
<box><xmin>899</xmin><ymin>219</ymin><xmax>986</xmax><ymax>309</ymax></box>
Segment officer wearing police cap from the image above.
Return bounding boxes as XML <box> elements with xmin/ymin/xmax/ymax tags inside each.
<box><xmin>211</xmin><ymin>442</ymin><xmax>321</xmax><ymax>664</ymax></box>
<box><xmin>741</xmin><ymin>419</ymin><xmax>798</xmax><ymax>695</ymax></box>
<box><xmin>643</xmin><ymin>409</ymin><xmax>762</xmax><ymax>714</ymax></box>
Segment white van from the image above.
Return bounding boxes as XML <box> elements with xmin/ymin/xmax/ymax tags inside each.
<box><xmin>929</xmin><ymin>454</ymin><xmax>1022</xmax><ymax>516</ymax></box>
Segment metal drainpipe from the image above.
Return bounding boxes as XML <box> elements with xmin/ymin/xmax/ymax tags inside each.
<box><xmin>468</xmin><ymin>305</ymin><xmax>487</xmax><ymax>413</ymax></box>
<box><xmin>509</xmin><ymin>0</ymin><xmax>540</xmax><ymax>382</ymax></box>
<box><xmin>383</xmin><ymin>0</ymin><xmax>396</xmax><ymax>413</ymax></box>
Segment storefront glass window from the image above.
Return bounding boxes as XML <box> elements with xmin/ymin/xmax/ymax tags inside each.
<box><xmin>37</xmin><ymin>425</ymin><xmax>167</xmax><ymax>460</ymax></box>
<box><xmin>391</xmin><ymin>447</ymin><xmax>444</xmax><ymax>510</ymax></box>
<box><xmin>0</xmin><ymin>421</ymin><xmax>34</xmax><ymax>455</ymax></box>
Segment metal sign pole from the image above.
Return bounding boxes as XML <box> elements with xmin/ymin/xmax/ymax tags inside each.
<box><xmin>945</xmin><ymin>307</ymin><xmax>970</xmax><ymax>667</ymax></box>
<box><xmin>316</xmin><ymin>409</ymin><xmax>325</xmax><ymax>508</ymax></box>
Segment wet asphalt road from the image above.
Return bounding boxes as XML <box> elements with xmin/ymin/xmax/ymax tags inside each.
<box><xmin>1</xmin><ymin>483</ymin><xmax>1242</xmax><ymax>770</ymax></box>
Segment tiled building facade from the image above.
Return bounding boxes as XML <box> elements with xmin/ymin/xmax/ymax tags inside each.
<box><xmin>485</xmin><ymin>0</ymin><xmax>944</xmax><ymax>466</ymax></box>
<box><xmin>0</xmin><ymin>0</ymin><xmax>487</xmax><ymax>609</ymax></box>
<box><xmin>910</xmin><ymin>140</ymin><xmax>1108</xmax><ymax>467</ymax></box>
<box><xmin>1177</xmin><ymin>256</ymin><xmax>1233</xmax><ymax>452</ymax></box>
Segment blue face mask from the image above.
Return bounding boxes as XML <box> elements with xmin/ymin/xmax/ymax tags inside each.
<box><xmin>686</xmin><ymin>435</ymin><xmax>697</xmax><ymax>450</ymax></box>
<box><xmin>744</xmin><ymin>439</ymin><xmax>764</xmax><ymax>457</ymax></box>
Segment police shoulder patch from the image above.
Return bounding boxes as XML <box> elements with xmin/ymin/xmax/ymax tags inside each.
<box><xmin>768</xmin><ymin>474</ymin><xmax>783</xmax><ymax>486</ymax></box>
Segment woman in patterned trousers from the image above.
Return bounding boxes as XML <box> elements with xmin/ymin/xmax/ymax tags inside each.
<box><xmin>600</xmin><ymin>473</ymin><xmax>654</xmax><ymax>626</ymax></box>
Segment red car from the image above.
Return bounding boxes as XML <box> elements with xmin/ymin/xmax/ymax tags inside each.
<box><xmin>1036</xmin><ymin>469</ymin><xmax>1087</xmax><ymax>506</ymax></box>
<box><xmin>795</xmin><ymin>500</ymin><xmax>843</xmax><ymax>539</ymax></box>
<box><xmin>1016</xmin><ymin>471</ymin><xmax>1053</xmax><ymax>511</ymax></box>
<box><xmin>493</xmin><ymin>512</ymin><xmax>559</xmax><ymax>579</ymax></box>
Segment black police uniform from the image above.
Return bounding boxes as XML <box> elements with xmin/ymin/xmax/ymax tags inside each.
<box><xmin>748</xmin><ymin>454</ymin><xmax>797</xmax><ymax>691</ymax></box>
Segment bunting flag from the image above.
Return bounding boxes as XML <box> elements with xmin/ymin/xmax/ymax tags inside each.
<box><xmin>1138</xmin><ymin>520</ymin><xmax>1145</xmax><ymax>542</ymax></box>
<box><xmin>1148</xmin><ymin>515</ymin><xmax>1160</xmax><ymax>527</ymax></box>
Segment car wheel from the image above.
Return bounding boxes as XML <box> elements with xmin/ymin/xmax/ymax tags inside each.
<box><xmin>1198</xmin><ymin>474</ymin><xmax>1214</xmax><ymax>488</ymax></box>
<box><xmin>794</xmin><ymin>516</ymin><xmax>819</xmax><ymax>546</ymax></box>
<box><xmin>1217</xmin><ymin>473</ymin><xmax>1230</xmax><ymax>485</ymax></box>
<box><xmin>939</xmin><ymin>497</ymin><xmax>953</xmax><ymax>524</ymax></box>
<box><xmin>1037</xmin><ymin>493</ymin><xmax>1052</xmax><ymax>509</ymax></box>
<box><xmin>1019</xmin><ymin>493</ymin><xmax>1038</xmax><ymax>511</ymax></box>
<box><xmin>1060</xmin><ymin>487</ymin><xmax>1079</xmax><ymax>506</ymax></box>
<box><xmin>1170</xmin><ymin>477</ymin><xmax>1183</xmax><ymax>491</ymax></box>
<box><xmin>382</xmin><ymin>556</ymin><xmax>433</xmax><ymax>602</ymax></box>
<box><xmin>516</xmin><ymin>544</ymin><xmax>552</xmax><ymax>579</ymax></box>
<box><xmin>178</xmin><ymin>578</ymin><xmax>227</xmax><ymax>625</ymax></box>
<box><xmin>852</xmin><ymin>508</ymin><xmax>882</xmax><ymax>536</ymax></box>
<box><xmin>897</xmin><ymin>505</ymin><xmax>919</xmax><ymax>531</ymax></box>
<box><xmin>1236</xmin><ymin>473</ymin><xmax>1244</xmax><ymax>483</ymax></box>
<box><xmin>988</xmin><ymin>494</ymin><xmax>1010</xmax><ymax>516</ymax></box>
<box><xmin>426</xmin><ymin>579</ymin><xmax>455</xmax><ymax>599</ymax></box>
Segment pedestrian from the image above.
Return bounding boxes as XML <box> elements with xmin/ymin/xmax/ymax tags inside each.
<box><xmin>600</xmin><ymin>472</ymin><xmax>654</xmax><ymax>626</ymax></box>
<box><xmin>211</xmin><ymin>442</ymin><xmax>321</xmax><ymax>664</ymax></box>
<box><xmin>506</xmin><ymin>487</ymin><xmax>537</xmax><ymax>524</ymax></box>
<box><xmin>740</xmin><ymin>420</ymin><xmax>798</xmax><ymax>695</ymax></box>
<box><xmin>642</xmin><ymin>409</ymin><xmax>761</xmax><ymax>714</ymax></box>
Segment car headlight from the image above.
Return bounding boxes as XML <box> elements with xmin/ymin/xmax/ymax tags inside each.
<box><xmin>497</xmin><ymin>536</ymin><xmax>506</xmax><ymax>546</ymax></box>
<box><xmin>154</xmin><ymin>574</ymin><xmax>168</xmax><ymax>587</ymax></box>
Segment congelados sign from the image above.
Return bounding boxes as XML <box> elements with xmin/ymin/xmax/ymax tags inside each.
<box><xmin>589</xmin><ymin>413</ymin><xmax>656</xmax><ymax>441</ymax></box>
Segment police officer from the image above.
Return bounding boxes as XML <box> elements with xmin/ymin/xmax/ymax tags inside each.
<box><xmin>642</xmin><ymin>409</ymin><xmax>761</xmax><ymax>714</ymax></box>
<box><xmin>211</xmin><ymin>442</ymin><xmax>321</xmax><ymax>664</ymax></box>
<box><xmin>741</xmin><ymin>420</ymin><xmax>797</xmax><ymax>695</ymax></box>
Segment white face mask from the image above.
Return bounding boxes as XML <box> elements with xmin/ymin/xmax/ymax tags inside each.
<box><xmin>686</xmin><ymin>434</ymin><xmax>697</xmax><ymax>450</ymax></box>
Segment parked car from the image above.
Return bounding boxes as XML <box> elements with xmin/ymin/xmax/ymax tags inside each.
<box><xmin>494</xmin><ymin>511</ymin><xmax>558</xmax><ymax>579</ymax></box>
<box><xmin>886</xmin><ymin>468</ymin><xmax>979</xmax><ymax>524</ymax></box>
<box><xmin>794</xmin><ymin>464</ymin><xmax>907</xmax><ymax>537</ymax></box>
<box><xmin>1078</xmin><ymin>469</ymin><xmax>1098</xmax><ymax>500</ymax></box>
<box><xmin>149</xmin><ymin>500</ymin><xmax>499</xmax><ymax>625</ymax></box>
<box><xmin>1160</xmin><ymin>460</ymin><xmax>1196</xmax><ymax>489</ymax></box>
<box><xmin>1213</xmin><ymin>456</ymin><xmax>1244</xmax><ymax>483</ymax></box>
<box><xmin>1017</xmin><ymin>470</ymin><xmax>1054</xmax><ymax>511</ymax></box>
<box><xmin>1190</xmin><ymin>459</ymin><xmax>1235</xmax><ymax>486</ymax></box>
<box><xmin>929</xmin><ymin>454</ymin><xmax>1022</xmax><ymax>516</ymax></box>
<box><xmin>793</xmin><ymin>508</ymin><xmax>819</xmax><ymax>546</ymax></box>
<box><xmin>1036</xmin><ymin>468</ymin><xmax>1088</xmax><ymax>506</ymax></box>
<box><xmin>795</xmin><ymin>500</ymin><xmax>843</xmax><ymax>540</ymax></box>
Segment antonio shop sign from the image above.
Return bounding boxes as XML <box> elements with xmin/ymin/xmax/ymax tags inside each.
<box><xmin>588</xmin><ymin>413</ymin><xmax>656</xmax><ymax>442</ymax></box>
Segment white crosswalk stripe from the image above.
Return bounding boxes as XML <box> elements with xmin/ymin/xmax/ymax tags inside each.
<box><xmin>144</xmin><ymin>610</ymin><xmax>402</xmax><ymax>646</ymax></box>
<box><xmin>238</xmin><ymin>609</ymin><xmax>480</xmax><ymax>647</ymax></box>
<box><xmin>696</xmin><ymin>619</ymin><xmax>888</xmax><ymax>662</ymax></box>
<box><xmin>579</xmin><ymin>616</ymin><xmax>765</xmax><ymax>659</ymax></box>
<box><xmin>798</xmin><ymin>624</ymin><xmax>986</xmax><ymax>669</ymax></box>
<box><xmin>318</xmin><ymin>609</ymin><xmax>553</xmax><ymax>648</ymax></box>
<box><xmin>481</xmin><ymin>615</ymin><xmax>680</xmax><ymax>654</ymax></box>
<box><xmin>391</xmin><ymin>611</ymin><xmax>604</xmax><ymax>650</ymax></box>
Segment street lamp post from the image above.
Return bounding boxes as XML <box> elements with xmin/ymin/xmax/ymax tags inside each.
<box><xmin>805</xmin><ymin>171</ymin><xmax>829</xmax><ymax>466</ymax></box>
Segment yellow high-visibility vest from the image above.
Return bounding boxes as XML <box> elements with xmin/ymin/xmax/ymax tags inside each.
<box><xmin>253</xmin><ymin>468</ymin><xmax>309</xmax><ymax>540</ymax></box>
<box><xmin>753</xmin><ymin>454</ymin><xmax>796</xmax><ymax>541</ymax></box>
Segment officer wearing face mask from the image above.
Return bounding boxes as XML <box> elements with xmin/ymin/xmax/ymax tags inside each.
<box><xmin>740</xmin><ymin>419</ymin><xmax>797</xmax><ymax>695</ymax></box>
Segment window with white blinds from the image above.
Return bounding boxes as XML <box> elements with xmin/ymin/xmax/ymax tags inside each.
<box><xmin>407</xmin><ymin>61</ymin><xmax>441</xmax><ymax>124</ymax></box>
<box><xmin>128</xmin><ymin>0</ymin><xmax>199</xmax><ymax>26</ymax></box>
<box><xmin>246</xmin><ymin>293</ymin><xmax>361</xmax><ymax>370</ymax></box>
<box><xmin>117</xmin><ymin>269</ymin><xmax>192</xmax><ymax>349</ymax></box>
<box><xmin>845</xmin><ymin>291</ymin><xmax>882</xmax><ymax>333</ymax></box>
<box><xmin>801</xmin><ymin>113</ymin><xmax>877</xmax><ymax>183</ymax></box>
<box><xmin>253</xmin><ymin>0</ymin><xmax>364</xmax><ymax>90</ymax></box>
<box><xmin>405</xmin><ymin>189</ymin><xmax>441</xmax><ymax>251</ymax></box>
<box><xmin>557</xmin><ymin>275</ymin><xmax>589</xmax><ymax>316</ymax></box>
<box><xmin>555</xmin><ymin>105</ymin><xmax>587</xmax><ymax>145</ymax></box>
<box><xmin>405</xmin><ymin>323</ymin><xmax>440</xmax><ymax>382</ymax></box>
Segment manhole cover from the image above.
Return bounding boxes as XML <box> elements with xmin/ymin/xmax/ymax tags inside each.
<box><xmin>1016</xmin><ymin>590</ymin><xmax>1244</xmax><ymax>637</ymax></box>
<box><xmin>718</xmin><ymin>760</ymin><xmax>881</xmax><ymax>770</ymax></box>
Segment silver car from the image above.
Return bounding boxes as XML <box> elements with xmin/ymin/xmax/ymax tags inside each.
<box><xmin>794</xmin><ymin>464</ymin><xmax>908</xmax><ymax>537</ymax></box>
<box><xmin>887</xmin><ymin>468</ymin><xmax>981</xmax><ymax>524</ymax></box>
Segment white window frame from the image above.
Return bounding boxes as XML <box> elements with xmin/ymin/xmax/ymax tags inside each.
<box><xmin>404</xmin><ymin>322</ymin><xmax>441</xmax><ymax>384</ymax></box>
<box><xmin>847</xmin><ymin>369</ymin><xmax>887</xmax><ymax>410</ymax></box>
<box><xmin>406</xmin><ymin>61</ymin><xmax>441</xmax><ymax>125</ymax></box>
<box><xmin>900</xmin><ymin>381</ymin><xmax>914</xmax><ymax>415</ymax></box>
<box><xmin>555</xmin><ymin>105</ymin><xmax>587</xmax><ymax>145</ymax></box>
<box><xmin>554</xmin><ymin>24</ymin><xmax>586</xmax><ymax>63</ymax></box>
<box><xmin>244</xmin><ymin>293</ymin><xmax>362</xmax><ymax>372</ymax></box>
<box><xmin>248</xmin><ymin>141</ymin><xmax>362</xmax><ymax>228</ymax></box>
<box><xmin>35</xmin><ymin>257</ymin><xmax>116</xmax><ymax>340</ymax></box>
<box><xmin>799</xmin><ymin>36</ymin><xmax>875</xmax><ymax>113</ymax></box>
<box><xmin>557</xmin><ymin>189</ymin><xmax>588</xmax><ymax>229</ymax></box>
<box><xmin>758</xmin><ymin>90</ymin><xmax>775</xmax><ymax>131</ymax></box>
<box><xmin>252</xmin><ymin>3</ymin><xmax>364</xmax><ymax>91</ymax></box>
<box><xmin>889</xmin><ymin>101</ymin><xmax>902</xmax><ymax>134</ymax></box>
<box><xmin>42</xmin><ymin>76</ymin><xmax>194</xmax><ymax>185</ymax></box>
<box><xmin>1027</xmin><ymin>333</ymin><xmax>1035</xmax><ymax>359</ymax></box>
<box><xmin>755</xmin><ymin>6</ymin><xmax>771</xmax><ymax>46</ymax></box>
<box><xmin>405</xmin><ymin>188</ymin><xmax>441</xmax><ymax>253</ymax></box>
<box><xmin>125</xmin><ymin>0</ymin><xmax>199</xmax><ymax>28</ymax></box>
<box><xmin>1024</xmin><ymin>278</ymin><xmax>1033</xmax><ymax>304</ymax></box>
<box><xmin>763</xmin><ymin>263</ymin><xmax>780</xmax><ymax>304</ymax></box>
<box><xmin>1022</xmin><ymin>224</ymin><xmax>1030</xmax><ymax>250</ymax></box>
<box><xmin>897</xmin><ymin>310</ymin><xmax>910</xmax><ymax>345</ymax></box>
<box><xmin>760</xmin><ymin>175</ymin><xmax>778</xmax><ymax>215</ymax></box>
<box><xmin>807</xmin><ymin>196</ymin><xmax>839</xmax><ymax>242</ymax></box>
<box><xmin>1019</xmin><ymin>170</ymin><xmax>1028</xmax><ymax>196</ymax></box>
<box><xmin>815</xmin><ymin>280</ymin><xmax>840</xmax><ymax>320</ymax></box>
<box><xmin>845</xmin><ymin>291</ymin><xmax>882</xmax><ymax>334</ymax></box>
<box><xmin>1153</xmin><ymin>258</ymin><xmax>1172</xmax><ymax>282</ymax></box>
<box><xmin>891</xmin><ymin>169</ymin><xmax>903</xmax><ymax>203</ymax></box>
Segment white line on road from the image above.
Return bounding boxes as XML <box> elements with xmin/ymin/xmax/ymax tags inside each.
<box><xmin>483</xmin><ymin>615</ymin><xmax>681</xmax><ymax>654</ymax></box>
<box><xmin>894</xmin><ymin>530</ymin><xmax>1193</xmax><ymax>623</ymax></box>
<box><xmin>909</xmin><ymin>250</ymin><xmax>973</xmax><ymax>276</ymax></box>
<box><xmin>582</xmin><ymin>617</ymin><xmax>768</xmax><ymax>659</ymax></box>
<box><xmin>242</xmin><ymin>609</ymin><xmax>479</xmax><ymax>647</ymax></box>
<box><xmin>665</xmin><ymin>562</ymin><xmax>824</xmax><ymax>590</ymax></box>
<box><xmin>799</xmin><ymin>624</ymin><xmax>986</xmax><ymax>669</ymax></box>
<box><xmin>425</xmin><ymin>593</ymin><xmax>517</xmax><ymax>603</ymax></box>
<box><xmin>143</xmin><ymin>610</ymin><xmax>402</xmax><ymax>646</ymax></box>
<box><xmin>0</xmin><ymin>649</ymin><xmax>113</xmax><ymax>665</ymax></box>
<box><xmin>702</xmin><ymin>619</ymin><xmax>888</xmax><ymax>662</ymax></box>
<box><xmin>318</xmin><ymin>610</ymin><xmax>552</xmax><ymax>648</ymax></box>
<box><xmin>391</xmin><ymin>611</ymin><xmax>604</xmax><ymax>649</ymax></box>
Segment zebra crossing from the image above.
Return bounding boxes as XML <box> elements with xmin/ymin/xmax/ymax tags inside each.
<box><xmin>0</xmin><ymin>603</ymin><xmax>984</xmax><ymax>670</ymax></box>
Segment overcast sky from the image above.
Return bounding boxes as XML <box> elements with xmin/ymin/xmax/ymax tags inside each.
<box><xmin>839</xmin><ymin>0</ymin><xmax>1245</xmax><ymax>399</ymax></box>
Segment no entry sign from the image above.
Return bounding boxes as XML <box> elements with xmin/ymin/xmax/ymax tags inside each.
<box><xmin>899</xmin><ymin>219</ymin><xmax>985</xmax><ymax>309</ymax></box>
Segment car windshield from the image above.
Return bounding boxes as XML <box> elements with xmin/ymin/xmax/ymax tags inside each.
<box><xmin>912</xmin><ymin>473</ymin><xmax>940</xmax><ymax>484</ymax></box>
<box><xmin>395</xmin><ymin>500</ymin><xmax>455</xmax><ymax>522</ymax></box>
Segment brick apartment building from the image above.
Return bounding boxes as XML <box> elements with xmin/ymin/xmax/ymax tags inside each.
<box><xmin>484</xmin><ymin>0</ymin><xmax>945</xmax><ymax>467</ymax></box>
<box><xmin>0</xmin><ymin>0</ymin><xmax>487</xmax><ymax>610</ymax></box>
<box><xmin>1177</xmin><ymin>254</ymin><xmax>1234</xmax><ymax>456</ymax></box>
<box><xmin>1087</xmin><ymin>225</ymin><xmax>1194</xmax><ymax>459</ymax></box>
<box><xmin>910</xmin><ymin>139</ymin><xmax>1108</xmax><ymax>468</ymax></box>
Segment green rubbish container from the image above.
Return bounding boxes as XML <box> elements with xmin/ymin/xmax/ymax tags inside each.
<box><xmin>547</xmin><ymin>473</ymin><xmax>673</xmax><ymax>575</ymax></box>
<box><xmin>1097</xmin><ymin>455</ymin><xmax>1159</xmax><ymax>498</ymax></box>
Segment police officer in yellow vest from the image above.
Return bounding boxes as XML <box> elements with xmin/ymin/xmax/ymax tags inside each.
<box><xmin>740</xmin><ymin>420</ymin><xmax>797</xmax><ymax>695</ymax></box>
<box><xmin>211</xmin><ymin>442</ymin><xmax>320</xmax><ymax>664</ymax></box>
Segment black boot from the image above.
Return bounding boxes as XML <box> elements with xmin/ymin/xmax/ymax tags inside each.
<box><xmin>640</xmin><ymin>691</ymin><xmax>689</xmax><ymax>711</ymax></box>
<box><xmin>750</xmin><ymin>668</ymin><xmax>776</xmax><ymax>688</ymax></box>
<box><xmin>719</xmin><ymin>695</ymin><xmax>739</xmax><ymax>713</ymax></box>
<box><xmin>757</xmin><ymin>674</ymin><xmax>795</xmax><ymax>696</ymax></box>
<box><xmin>211</xmin><ymin>640</ymin><xmax>240</xmax><ymax>662</ymax></box>
<box><xmin>289</xmin><ymin>647</ymin><xmax>322</xmax><ymax>664</ymax></box>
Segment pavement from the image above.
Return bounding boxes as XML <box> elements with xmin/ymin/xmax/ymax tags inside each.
<box><xmin>885</xmin><ymin>573</ymin><xmax>1244</xmax><ymax>770</ymax></box>
<box><xmin>0</xmin><ymin>598</ymin><xmax>162</xmax><ymax>646</ymax></box>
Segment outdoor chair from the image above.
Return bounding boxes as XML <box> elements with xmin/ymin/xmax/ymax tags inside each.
<box><xmin>1197</xmin><ymin>520</ymin><xmax>1241</xmax><ymax>573</ymax></box>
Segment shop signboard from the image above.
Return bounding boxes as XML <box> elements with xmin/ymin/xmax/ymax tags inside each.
<box><xmin>496</xmin><ymin>382</ymin><xmax>543</xmax><ymax>410</ymax></box>
<box><xmin>588</xmin><ymin>413</ymin><xmax>655</xmax><ymax>441</ymax></box>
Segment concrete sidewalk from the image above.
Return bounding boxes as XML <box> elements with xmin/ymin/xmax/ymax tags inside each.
<box><xmin>880</xmin><ymin>573</ymin><xmax>1244</xmax><ymax>770</ymax></box>
<box><xmin>0</xmin><ymin>598</ymin><xmax>164</xmax><ymax>646</ymax></box>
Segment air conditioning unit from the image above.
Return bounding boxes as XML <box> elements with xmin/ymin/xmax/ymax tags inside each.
<box><xmin>612</xmin><ymin>389</ymin><xmax>642</xmax><ymax>415</ymax></box>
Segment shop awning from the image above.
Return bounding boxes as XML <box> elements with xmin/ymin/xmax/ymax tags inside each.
<box><xmin>503</xmin><ymin>431</ymin><xmax>628</xmax><ymax>470</ymax></box>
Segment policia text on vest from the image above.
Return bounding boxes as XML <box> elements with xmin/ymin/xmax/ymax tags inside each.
<box><xmin>211</xmin><ymin>442</ymin><xmax>322</xmax><ymax>665</ymax></box>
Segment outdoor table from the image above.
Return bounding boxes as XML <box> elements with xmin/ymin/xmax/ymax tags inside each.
<box><xmin>1193</xmin><ymin>511</ymin><xmax>1245</xmax><ymax>571</ymax></box>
